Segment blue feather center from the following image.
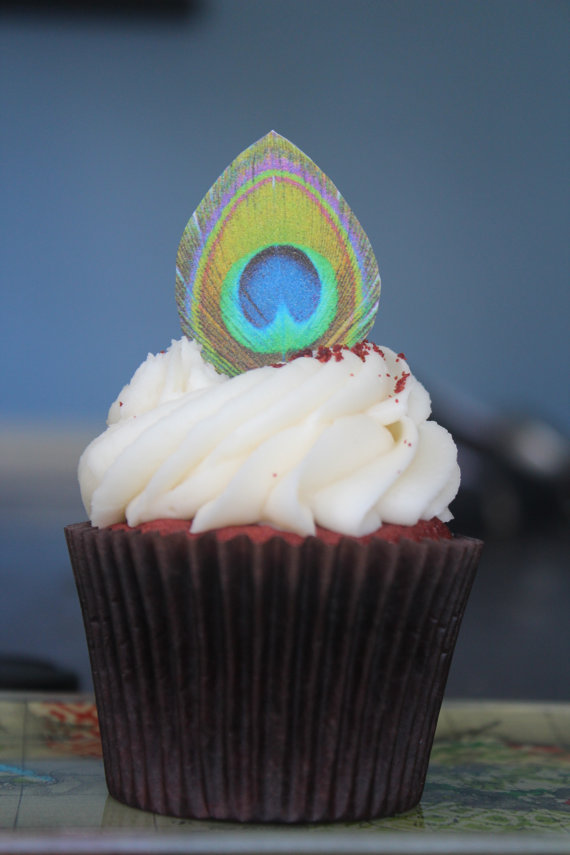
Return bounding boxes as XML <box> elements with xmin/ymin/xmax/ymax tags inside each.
<box><xmin>239</xmin><ymin>245</ymin><xmax>320</xmax><ymax>328</ymax></box>
<box><xmin>220</xmin><ymin>243</ymin><xmax>338</xmax><ymax>355</ymax></box>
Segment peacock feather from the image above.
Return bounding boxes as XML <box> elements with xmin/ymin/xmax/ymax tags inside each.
<box><xmin>176</xmin><ymin>131</ymin><xmax>380</xmax><ymax>375</ymax></box>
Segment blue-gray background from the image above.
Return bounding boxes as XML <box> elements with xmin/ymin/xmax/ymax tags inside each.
<box><xmin>2</xmin><ymin>0</ymin><xmax>568</xmax><ymax>430</ymax></box>
<box><xmin>0</xmin><ymin>0</ymin><xmax>568</xmax><ymax>697</ymax></box>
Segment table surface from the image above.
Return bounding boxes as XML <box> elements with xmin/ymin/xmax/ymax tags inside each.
<box><xmin>0</xmin><ymin>694</ymin><xmax>568</xmax><ymax>853</ymax></box>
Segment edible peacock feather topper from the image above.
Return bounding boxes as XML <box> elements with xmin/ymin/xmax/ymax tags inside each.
<box><xmin>176</xmin><ymin>131</ymin><xmax>380</xmax><ymax>375</ymax></box>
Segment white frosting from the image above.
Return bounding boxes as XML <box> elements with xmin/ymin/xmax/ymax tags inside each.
<box><xmin>79</xmin><ymin>337</ymin><xmax>460</xmax><ymax>537</ymax></box>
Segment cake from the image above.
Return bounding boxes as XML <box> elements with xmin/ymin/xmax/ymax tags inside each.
<box><xmin>65</xmin><ymin>132</ymin><xmax>482</xmax><ymax>822</ymax></box>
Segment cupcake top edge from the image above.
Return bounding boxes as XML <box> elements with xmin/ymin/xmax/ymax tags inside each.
<box><xmin>106</xmin><ymin>516</ymin><xmax>453</xmax><ymax>545</ymax></box>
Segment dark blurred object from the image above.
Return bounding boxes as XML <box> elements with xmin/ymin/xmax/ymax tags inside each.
<box><xmin>434</xmin><ymin>395</ymin><xmax>570</xmax><ymax>540</ymax></box>
<box><xmin>0</xmin><ymin>0</ymin><xmax>202</xmax><ymax>19</ymax></box>
<box><xmin>0</xmin><ymin>655</ymin><xmax>78</xmax><ymax>691</ymax></box>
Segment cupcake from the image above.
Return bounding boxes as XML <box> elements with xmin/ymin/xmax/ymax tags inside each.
<box><xmin>66</xmin><ymin>132</ymin><xmax>481</xmax><ymax>822</ymax></box>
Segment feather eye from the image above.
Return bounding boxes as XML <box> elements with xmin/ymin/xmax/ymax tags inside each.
<box><xmin>176</xmin><ymin>131</ymin><xmax>380</xmax><ymax>375</ymax></box>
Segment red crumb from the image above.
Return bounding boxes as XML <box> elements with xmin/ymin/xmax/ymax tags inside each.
<box><xmin>288</xmin><ymin>340</ymin><xmax>387</xmax><ymax>366</ymax></box>
<box><xmin>351</xmin><ymin>341</ymin><xmax>369</xmax><ymax>362</ymax></box>
<box><xmin>394</xmin><ymin>372</ymin><xmax>410</xmax><ymax>394</ymax></box>
<box><xmin>109</xmin><ymin>517</ymin><xmax>452</xmax><ymax>546</ymax></box>
<box><xmin>288</xmin><ymin>348</ymin><xmax>313</xmax><ymax>362</ymax></box>
<box><xmin>316</xmin><ymin>346</ymin><xmax>332</xmax><ymax>363</ymax></box>
<box><xmin>119</xmin><ymin>401</ymin><xmax>123</xmax><ymax>407</ymax></box>
<box><xmin>397</xmin><ymin>352</ymin><xmax>406</xmax><ymax>360</ymax></box>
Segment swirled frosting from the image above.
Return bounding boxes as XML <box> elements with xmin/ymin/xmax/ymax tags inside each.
<box><xmin>79</xmin><ymin>337</ymin><xmax>460</xmax><ymax>537</ymax></box>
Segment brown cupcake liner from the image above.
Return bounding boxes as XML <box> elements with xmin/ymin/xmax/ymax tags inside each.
<box><xmin>65</xmin><ymin>521</ymin><xmax>481</xmax><ymax>822</ymax></box>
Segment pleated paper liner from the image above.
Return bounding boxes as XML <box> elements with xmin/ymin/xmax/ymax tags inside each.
<box><xmin>65</xmin><ymin>521</ymin><xmax>481</xmax><ymax>822</ymax></box>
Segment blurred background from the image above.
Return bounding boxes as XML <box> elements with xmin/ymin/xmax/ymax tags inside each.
<box><xmin>1</xmin><ymin>0</ymin><xmax>568</xmax><ymax>696</ymax></box>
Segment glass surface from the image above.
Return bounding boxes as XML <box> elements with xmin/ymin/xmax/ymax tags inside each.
<box><xmin>0</xmin><ymin>695</ymin><xmax>568</xmax><ymax>852</ymax></box>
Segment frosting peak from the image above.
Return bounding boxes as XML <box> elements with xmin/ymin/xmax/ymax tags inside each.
<box><xmin>79</xmin><ymin>338</ymin><xmax>460</xmax><ymax>537</ymax></box>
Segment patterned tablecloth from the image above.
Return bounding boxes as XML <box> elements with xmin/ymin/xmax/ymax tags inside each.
<box><xmin>0</xmin><ymin>695</ymin><xmax>568</xmax><ymax>852</ymax></box>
